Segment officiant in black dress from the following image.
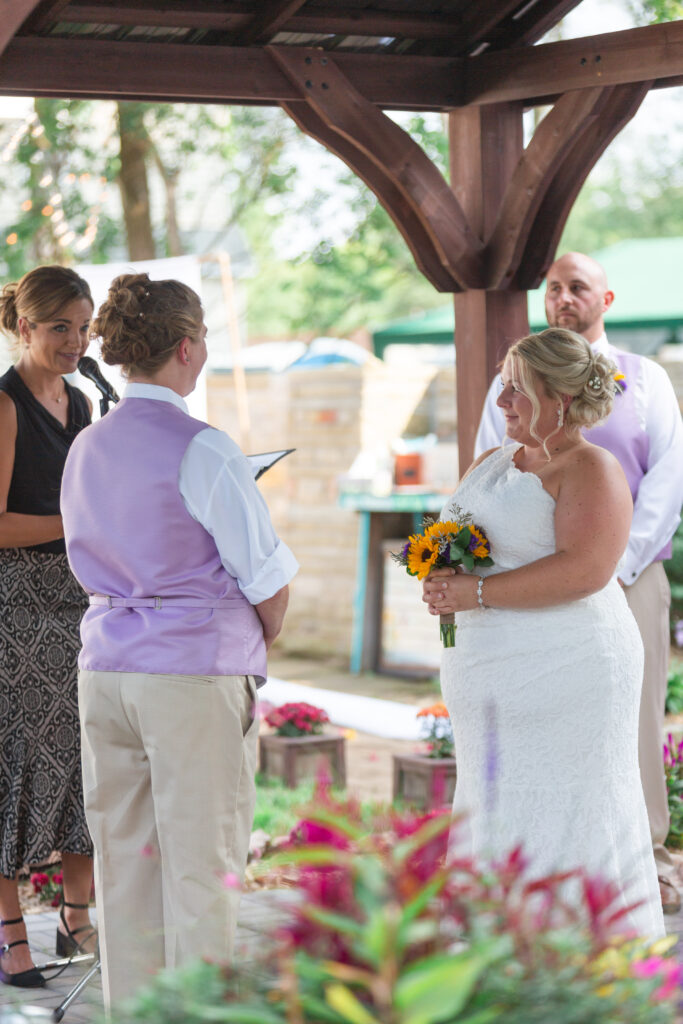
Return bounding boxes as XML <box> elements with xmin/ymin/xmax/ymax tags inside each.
<box><xmin>0</xmin><ymin>265</ymin><xmax>96</xmax><ymax>988</ymax></box>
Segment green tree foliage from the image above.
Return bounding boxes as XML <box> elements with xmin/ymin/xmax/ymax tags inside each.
<box><xmin>0</xmin><ymin>98</ymin><xmax>119</xmax><ymax>279</ymax></box>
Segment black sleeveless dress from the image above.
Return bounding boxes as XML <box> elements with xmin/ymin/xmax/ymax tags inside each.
<box><xmin>0</xmin><ymin>366</ymin><xmax>93</xmax><ymax>876</ymax></box>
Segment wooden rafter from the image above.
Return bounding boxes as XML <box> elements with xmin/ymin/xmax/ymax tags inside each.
<box><xmin>269</xmin><ymin>44</ymin><xmax>484</xmax><ymax>292</ymax></box>
<box><xmin>17</xmin><ymin>0</ymin><xmax>71</xmax><ymax>32</ymax></box>
<box><xmin>0</xmin><ymin>0</ymin><xmax>41</xmax><ymax>55</ymax></box>
<box><xmin>514</xmin><ymin>81</ymin><xmax>652</xmax><ymax>289</ymax></box>
<box><xmin>486</xmin><ymin>87</ymin><xmax>614</xmax><ymax>288</ymax></box>
<box><xmin>226</xmin><ymin>0</ymin><xmax>307</xmax><ymax>45</ymax></box>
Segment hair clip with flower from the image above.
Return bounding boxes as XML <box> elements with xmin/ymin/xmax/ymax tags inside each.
<box><xmin>588</xmin><ymin>374</ymin><xmax>602</xmax><ymax>391</ymax></box>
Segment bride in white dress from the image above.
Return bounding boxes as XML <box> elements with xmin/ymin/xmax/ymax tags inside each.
<box><xmin>423</xmin><ymin>328</ymin><xmax>663</xmax><ymax>938</ymax></box>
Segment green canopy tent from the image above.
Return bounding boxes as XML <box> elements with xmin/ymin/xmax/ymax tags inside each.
<box><xmin>372</xmin><ymin>238</ymin><xmax>683</xmax><ymax>358</ymax></box>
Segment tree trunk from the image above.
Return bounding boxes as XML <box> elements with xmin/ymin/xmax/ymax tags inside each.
<box><xmin>117</xmin><ymin>102</ymin><xmax>155</xmax><ymax>260</ymax></box>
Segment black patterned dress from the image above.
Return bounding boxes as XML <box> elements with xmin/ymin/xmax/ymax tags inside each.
<box><xmin>0</xmin><ymin>366</ymin><xmax>93</xmax><ymax>878</ymax></box>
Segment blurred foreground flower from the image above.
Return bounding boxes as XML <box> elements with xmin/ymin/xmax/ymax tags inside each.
<box><xmin>112</xmin><ymin>779</ymin><xmax>680</xmax><ymax>1024</ymax></box>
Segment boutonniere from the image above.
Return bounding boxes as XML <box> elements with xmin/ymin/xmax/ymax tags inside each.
<box><xmin>614</xmin><ymin>372</ymin><xmax>627</xmax><ymax>394</ymax></box>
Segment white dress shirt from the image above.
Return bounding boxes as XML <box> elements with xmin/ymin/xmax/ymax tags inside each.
<box><xmin>122</xmin><ymin>383</ymin><xmax>298</xmax><ymax>604</ymax></box>
<box><xmin>473</xmin><ymin>334</ymin><xmax>683</xmax><ymax>583</ymax></box>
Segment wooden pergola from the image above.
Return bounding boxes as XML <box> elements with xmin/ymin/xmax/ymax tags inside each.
<box><xmin>2</xmin><ymin>0</ymin><xmax>682</xmax><ymax>469</ymax></box>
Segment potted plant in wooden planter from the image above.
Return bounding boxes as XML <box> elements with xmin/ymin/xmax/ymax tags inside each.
<box><xmin>259</xmin><ymin>701</ymin><xmax>346</xmax><ymax>788</ymax></box>
<box><xmin>393</xmin><ymin>701</ymin><xmax>457</xmax><ymax>809</ymax></box>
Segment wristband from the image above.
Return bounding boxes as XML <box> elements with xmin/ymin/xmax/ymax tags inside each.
<box><xmin>476</xmin><ymin>576</ymin><xmax>486</xmax><ymax>609</ymax></box>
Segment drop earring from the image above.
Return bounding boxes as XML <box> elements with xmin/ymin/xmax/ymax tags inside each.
<box><xmin>557</xmin><ymin>405</ymin><xmax>564</xmax><ymax>428</ymax></box>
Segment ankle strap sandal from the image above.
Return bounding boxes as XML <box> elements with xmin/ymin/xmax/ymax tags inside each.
<box><xmin>56</xmin><ymin>901</ymin><xmax>98</xmax><ymax>958</ymax></box>
<box><xmin>0</xmin><ymin>917</ymin><xmax>46</xmax><ymax>989</ymax></box>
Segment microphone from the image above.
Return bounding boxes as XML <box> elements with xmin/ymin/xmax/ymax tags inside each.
<box><xmin>78</xmin><ymin>356</ymin><xmax>120</xmax><ymax>404</ymax></box>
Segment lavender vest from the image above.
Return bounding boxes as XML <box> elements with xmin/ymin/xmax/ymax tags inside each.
<box><xmin>584</xmin><ymin>347</ymin><xmax>671</xmax><ymax>562</ymax></box>
<box><xmin>61</xmin><ymin>397</ymin><xmax>267</xmax><ymax>677</ymax></box>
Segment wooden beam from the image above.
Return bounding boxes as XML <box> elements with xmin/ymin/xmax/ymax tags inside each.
<box><xmin>486</xmin><ymin>87</ymin><xmax>610</xmax><ymax>288</ymax></box>
<box><xmin>271</xmin><ymin>45</ymin><xmax>484</xmax><ymax>291</ymax></box>
<box><xmin>489</xmin><ymin>0</ymin><xmax>583</xmax><ymax>49</ymax></box>
<box><xmin>63</xmin><ymin>0</ymin><xmax>245</xmax><ymax>31</ymax></box>
<box><xmin>453</xmin><ymin>289</ymin><xmax>529</xmax><ymax>471</ymax></box>
<box><xmin>449</xmin><ymin>103</ymin><xmax>527</xmax><ymax>472</ymax></box>
<box><xmin>0</xmin><ymin>0</ymin><xmax>41</xmax><ymax>56</ymax></box>
<box><xmin>467</xmin><ymin>19</ymin><xmax>683</xmax><ymax>106</ymax></box>
<box><xmin>0</xmin><ymin>37</ymin><xmax>463</xmax><ymax>109</ymax></box>
<box><xmin>515</xmin><ymin>81</ymin><xmax>651</xmax><ymax>290</ymax></box>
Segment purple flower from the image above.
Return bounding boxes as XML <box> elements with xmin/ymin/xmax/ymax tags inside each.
<box><xmin>675</xmin><ymin>619</ymin><xmax>683</xmax><ymax>648</ymax></box>
<box><xmin>401</xmin><ymin>542</ymin><xmax>410</xmax><ymax>559</ymax></box>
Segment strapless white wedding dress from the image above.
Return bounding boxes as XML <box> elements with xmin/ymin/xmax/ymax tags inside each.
<box><xmin>441</xmin><ymin>446</ymin><xmax>664</xmax><ymax>937</ymax></box>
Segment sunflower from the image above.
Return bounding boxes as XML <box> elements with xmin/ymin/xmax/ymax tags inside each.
<box><xmin>468</xmin><ymin>526</ymin><xmax>490</xmax><ymax>560</ymax></box>
<box><xmin>426</xmin><ymin>520</ymin><xmax>462</xmax><ymax>541</ymax></box>
<box><xmin>406</xmin><ymin>534</ymin><xmax>439</xmax><ymax>579</ymax></box>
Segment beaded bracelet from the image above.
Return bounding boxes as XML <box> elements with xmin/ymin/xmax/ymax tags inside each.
<box><xmin>476</xmin><ymin>576</ymin><xmax>486</xmax><ymax>609</ymax></box>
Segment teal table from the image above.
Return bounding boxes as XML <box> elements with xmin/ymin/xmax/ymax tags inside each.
<box><xmin>339</xmin><ymin>490</ymin><xmax>445</xmax><ymax>674</ymax></box>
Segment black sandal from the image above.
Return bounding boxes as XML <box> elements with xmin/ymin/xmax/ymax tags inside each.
<box><xmin>0</xmin><ymin>916</ymin><xmax>46</xmax><ymax>988</ymax></box>
<box><xmin>56</xmin><ymin>900</ymin><xmax>98</xmax><ymax>957</ymax></box>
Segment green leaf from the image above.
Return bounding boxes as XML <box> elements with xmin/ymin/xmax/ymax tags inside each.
<box><xmin>477</xmin><ymin>557</ymin><xmax>493</xmax><ymax>568</ymax></box>
<box><xmin>456</xmin><ymin>528</ymin><xmax>472</xmax><ymax>546</ymax></box>
<box><xmin>302</xmin><ymin>905</ymin><xmax>366</xmax><ymax>940</ymax></box>
<box><xmin>462</xmin><ymin>553</ymin><xmax>474</xmax><ymax>571</ymax></box>
<box><xmin>325</xmin><ymin>983</ymin><xmax>381</xmax><ymax>1024</ymax></box>
<box><xmin>195</xmin><ymin>1006</ymin><xmax>285</xmax><ymax>1024</ymax></box>
<box><xmin>394</xmin><ymin>940</ymin><xmax>510</xmax><ymax>1024</ymax></box>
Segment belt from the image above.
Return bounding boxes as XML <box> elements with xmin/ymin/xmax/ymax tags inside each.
<box><xmin>88</xmin><ymin>595</ymin><xmax>244</xmax><ymax>610</ymax></box>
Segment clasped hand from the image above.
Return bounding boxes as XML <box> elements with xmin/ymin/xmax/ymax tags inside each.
<box><xmin>422</xmin><ymin>567</ymin><xmax>478</xmax><ymax>616</ymax></box>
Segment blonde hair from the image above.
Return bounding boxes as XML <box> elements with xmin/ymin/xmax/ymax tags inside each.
<box><xmin>93</xmin><ymin>273</ymin><xmax>204</xmax><ymax>376</ymax></box>
<box><xmin>0</xmin><ymin>265</ymin><xmax>93</xmax><ymax>356</ymax></box>
<box><xmin>505</xmin><ymin>328</ymin><xmax>617</xmax><ymax>456</ymax></box>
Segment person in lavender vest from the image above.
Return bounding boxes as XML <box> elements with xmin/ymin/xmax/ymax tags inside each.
<box><xmin>60</xmin><ymin>273</ymin><xmax>298</xmax><ymax>1010</ymax></box>
<box><xmin>475</xmin><ymin>251</ymin><xmax>683</xmax><ymax>913</ymax></box>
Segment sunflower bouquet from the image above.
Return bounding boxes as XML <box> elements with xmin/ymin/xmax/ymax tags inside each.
<box><xmin>392</xmin><ymin>503</ymin><xmax>493</xmax><ymax>647</ymax></box>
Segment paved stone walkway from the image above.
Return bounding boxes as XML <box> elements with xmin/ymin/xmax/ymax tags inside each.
<box><xmin>0</xmin><ymin>891</ymin><xmax>295</xmax><ymax>1022</ymax></box>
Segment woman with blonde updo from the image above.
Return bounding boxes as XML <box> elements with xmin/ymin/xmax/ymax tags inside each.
<box><xmin>60</xmin><ymin>273</ymin><xmax>297</xmax><ymax>1009</ymax></box>
<box><xmin>422</xmin><ymin>328</ymin><xmax>664</xmax><ymax>938</ymax></box>
<box><xmin>0</xmin><ymin>266</ymin><xmax>96</xmax><ymax>989</ymax></box>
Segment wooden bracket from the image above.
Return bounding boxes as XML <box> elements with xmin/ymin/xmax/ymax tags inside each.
<box><xmin>513</xmin><ymin>81</ymin><xmax>651</xmax><ymax>289</ymax></box>
<box><xmin>0</xmin><ymin>0</ymin><xmax>42</xmax><ymax>56</ymax></box>
<box><xmin>270</xmin><ymin>45</ymin><xmax>485</xmax><ymax>292</ymax></box>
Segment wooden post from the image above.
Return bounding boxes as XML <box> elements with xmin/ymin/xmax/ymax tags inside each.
<box><xmin>449</xmin><ymin>103</ymin><xmax>528</xmax><ymax>473</ymax></box>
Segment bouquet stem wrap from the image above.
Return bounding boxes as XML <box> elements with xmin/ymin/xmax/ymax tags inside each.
<box><xmin>439</xmin><ymin>613</ymin><xmax>456</xmax><ymax>648</ymax></box>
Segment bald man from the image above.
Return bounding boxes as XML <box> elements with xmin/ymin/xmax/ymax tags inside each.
<box><xmin>475</xmin><ymin>252</ymin><xmax>683</xmax><ymax>912</ymax></box>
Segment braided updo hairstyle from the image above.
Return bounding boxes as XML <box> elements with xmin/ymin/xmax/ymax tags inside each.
<box><xmin>0</xmin><ymin>265</ymin><xmax>93</xmax><ymax>356</ymax></box>
<box><xmin>505</xmin><ymin>328</ymin><xmax>618</xmax><ymax>453</ymax></box>
<box><xmin>93</xmin><ymin>273</ymin><xmax>204</xmax><ymax>377</ymax></box>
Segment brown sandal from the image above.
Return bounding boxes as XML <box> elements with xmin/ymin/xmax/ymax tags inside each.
<box><xmin>658</xmin><ymin>874</ymin><xmax>681</xmax><ymax>915</ymax></box>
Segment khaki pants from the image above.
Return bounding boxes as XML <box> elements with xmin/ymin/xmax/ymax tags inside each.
<box><xmin>624</xmin><ymin>562</ymin><xmax>673</xmax><ymax>877</ymax></box>
<box><xmin>78</xmin><ymin>670</ymin><xmax>259</xmax><ymax>1011</ymax></box>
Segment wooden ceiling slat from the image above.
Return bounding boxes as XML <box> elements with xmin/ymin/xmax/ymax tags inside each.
<box><xmin>56</xmin><ymin>2</ymin><xmax>467</xmax><ymax>41</ymax></box>
<box><xmin>467</xmin><ymin>20</ymin><xmax>683</xmax><ymax>105</ymax></box>
<box><xmin>0</xmin><ymin>37</ymin><xmax>463</xmax><ymax>108</ymax></box>
<box><xmin>61</xmin><ymin>2</ymin><xmax>247</xmax><ymax>31</ymax></box>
